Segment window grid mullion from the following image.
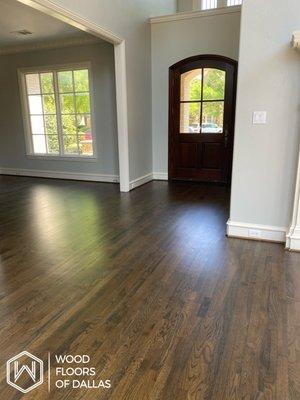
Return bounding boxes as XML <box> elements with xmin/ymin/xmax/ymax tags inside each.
<box><xmin>72</xmin><ymin>71</ymin><xmax>80</xmax><ymax>154</ymax></box>
<box><xmin>38</xmin><ymin>73</ymin><xmax>49</xmax><ymax>154</ymax></box>
<box><xmin>180</xmin><ymin>99</ymin><xmax>224</xmax><ymax>103</ymax></box>
<box><xmin>201</xmin><ymin>0</ymin><xmax>242</xmax><ymax>10</ymax></box>
<box><xmin>200</xmin><ymin>68</ymin><xmax>204</xmax><ymax>133</ymax></box>
<box><xmin>24</xmin><ymin>76</ymin><xmax>35</xmax><ymax>154</ymax></box>
<box><xmin>53</xmin><ymin>71</ymin><xmax>65</xmax><ymax>156</ymax></box>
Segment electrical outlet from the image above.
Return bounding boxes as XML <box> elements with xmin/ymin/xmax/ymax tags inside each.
<box><xmin>249</xmin><ymin>229</ymin><xmax>262</xmax><ymax>238</ymax></box>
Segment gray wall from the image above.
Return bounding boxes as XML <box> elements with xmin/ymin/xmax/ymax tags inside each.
<box><xmin>151</xmin><ymin>10</ymin><xmax>241</xmax><ymax>174</ymax></box>
<box><xmin>43</xmin><ymin>0</ymin><xmax>177</xmax><ymax>181</ymax></box>
<box><xmin>177</xmin><ymin>0</ymin><xmax>194</xmax><ymax>12</ymax></box>
<box><xmin>0</xmin><ymin>42</ymin><xmax>119</xmax><ymax>176</ymax></box>
<box><xmin>230</xmin><ymin>0</ymin><xmax>300</xmax><ymax>228</ymax></box>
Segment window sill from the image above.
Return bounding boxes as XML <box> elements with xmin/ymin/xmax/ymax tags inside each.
<box><xmin>26</xmin><ymin>154</ymin><xmax>98</xmax><ymax>163</ymax></box>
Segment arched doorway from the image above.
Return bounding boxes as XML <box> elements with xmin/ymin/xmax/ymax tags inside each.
<box><xmin>169</xmin><ymin>55</ymin><xmax>237</xmax><ymax>184</ymax></box>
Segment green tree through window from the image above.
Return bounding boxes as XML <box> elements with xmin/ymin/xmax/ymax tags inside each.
<box><xmin>180</xmin><ymin>68</ymin><xmax>225</xmax><ymax>133</ymax></box>
<box><xmin>23</xmin><ymin>66</ymin><xmax>94</xmax><ymax>156</ymax></box>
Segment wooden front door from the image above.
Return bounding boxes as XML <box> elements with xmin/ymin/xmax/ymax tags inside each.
<box><xmin>169</xmin><ymin>55</ymin><xmax>237</xmax><ymax>184</ymax></box>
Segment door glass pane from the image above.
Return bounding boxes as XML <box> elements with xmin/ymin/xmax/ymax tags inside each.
<box><xmin>41</xmin><ymin>73</ymin><xmax>54</xmax><ymax>94</ymax></box>
<box><xmin>180</xmin><ymin>103</ymin><xmax>200</xmax><ymax>133</ymax></box>
<box><xmin>203</xmin><ymin>69</ymin><xmax>225</xmax><ymax>101</ymax></box>
<box><xmin>202</xmin><ymin>102</ymin><xmax>224</xmax><ymax>133</ymax></box>
<box><xmin>58</xmin><ymin>71</ymin><xmax>73</xmax><ymax>93</ymax></box>
<box><xmin>26</xmin><ymin>74</ymin><xmax>40</xmax><ymax>94</ymax></box>
<box><xmin>180</xmin><ymin>69</ymin><xmax>202</xmax><ymax>101</ymax></box>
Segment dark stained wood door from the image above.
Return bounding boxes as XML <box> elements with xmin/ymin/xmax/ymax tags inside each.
<box><xmin>169</xmin><ymin>55</ymin><xmax>237</xmax><ymax>184</ymax></box>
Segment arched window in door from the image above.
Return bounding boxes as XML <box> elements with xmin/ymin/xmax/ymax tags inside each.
<box><xmin>180</xmin><ymin>68</ymin><xmax>226</xmax><ymax>134</ymax></box>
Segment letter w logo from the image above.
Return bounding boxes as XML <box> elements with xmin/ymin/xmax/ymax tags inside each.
<box><xmin>14</xmin><ymin>361</ymin><xmax>36</xmax><ymax>382</ymax></box>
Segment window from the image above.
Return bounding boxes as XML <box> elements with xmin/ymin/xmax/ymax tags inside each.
<box><xmin>180</xmin><ymin>68</ymin><xmax>225</xmax><ymax>134</ymax></box>
<box><xmin>19</xmin><ymin>63</ymin><xmax>95</xmax><ymax>158</ymax></box>
<box><xmin>201</xmin><ymin>0</ymin><xmax>242</xmax><ymax>10</ymax></box>
<box><xmin>202</xmin><ymin>0</ymin><xmax>217</xmax><ymax>10</ymax></box>
<box><xmin>227</xmin><ymin>0</ymin><xmax>242</xmax><ymax>5</ymax></box>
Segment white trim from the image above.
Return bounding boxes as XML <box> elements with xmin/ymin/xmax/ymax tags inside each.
<box><xmin>286</xmin><ymin>137</ymin><xmax>300</xmax><ymax>251</ymax></box>
<box><xmin>16</xmin><ymin>0</ymin><xmax>130</xmax><ymax>193</ymax></box>
<box><xmin>153</xmin><ymin>172</ymin><xmax>168</xmax><ymax>180</ymax></box>
<box><xmin>114</xmin><ymin>42</ymin><xmax>130</xmax><ymax>192</ymax></box>
<box><xmin>0</xmin><ymin>169</ymin><xmax>168</xmax><ymax>187</ymax></box>
<box><xmin>18</xmin><ymin>61</ymin><xmax>92</xmax><ymax>74</ymax></box>
<box><xmin>129</xmin><ymin>173</ymin><xmax>153</xmax><ymax>190</ymax></box>
<box><xmin>227</xmin><ymin>220</ymin><xmax>287</xmax><ymax>243</ymax></box>
<box><xmin>18</xmin><ymin>69</ymin><xmax>33</xmax><ymax>155</ymax></box>
<box><xmin>286</xmin><ymin>227</ymin><xmax>300</xmax><ymax>252</ymax></box>
<box><xmin>149</xmin><ymin>5</ymin><xmax>241</xmax><ymax>24</ymax></box>
<box><xmin>16</xmin><ymin>0</ymin><xmax>122</xmax><ymax>44</ymax></box>
<box><xmin>0</xmin><ymin>167</ymin><xmax>119</xmax><ymax>183</ymax></box>
<box><xmin>129</xmin><ymin>172</ymin><xmax>168</xmax><ymax>188</ymax></box>
<box><xmin>0</xmin><ymin>36</ymin><xmax>99</xmax><ymax>56</ymax></box>
<box><xmin>26</xmin><ymin>155</ymin><xmax>97</xmax><ymax>162</ymax></box>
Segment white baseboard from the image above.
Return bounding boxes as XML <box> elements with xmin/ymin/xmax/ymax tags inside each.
<box><xmin>0</xmin><ymin>167</ymin><xmax>119</xmax><ymax>183</ymax></box>
<box><xmin>129</xmin><ymin>172</ymin><xmax>168</xmax><ymax>190</ymax></box>
<box><xmin>286</xmin><ymin>226</ymin><xmax>300</xmax><ymax>251</ymax></box>
<box><xmin>153</xmin><ymin>172</ymin><xmax>168</xmax><ymax>181</ymax></box>
<box><xmin>227</xmin><ymin>220</ymin><xmax>287</xmax><ymax>243</ymax></box>
<box><xmin>0</xmin><ymin>168</ymin><xmax>169</xmax><ymax>188</ymax></box>
<box><xmin>129</xmin><ymin>173</ymin><xmax>153</xmax><ymax>190</ymax></box>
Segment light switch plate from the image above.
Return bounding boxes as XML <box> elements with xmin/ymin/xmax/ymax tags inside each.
<box><xmin>253</xmin><ymin>111</ymin><xmax>267</xmax><ymax>125</ymax></box>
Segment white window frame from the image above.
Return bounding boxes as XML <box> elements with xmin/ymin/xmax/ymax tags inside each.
<box><xmin>200</xmin><ymin>0</ymin><xmax>242</xmax><ymax>10</ymax></box>
<box><xmin>227</xmin><ymin>0</ymin><xmax>242</xmax><ymax>6</ymax></box>
<box><xmin>18</xmin><ymin>62</ymin><xmax>97</xmax><ymax>161</ymax></box>
<box><xmin>201</xmin><ymin>0</ymin><xmax>218</xmax><ymax>10</ymax></box>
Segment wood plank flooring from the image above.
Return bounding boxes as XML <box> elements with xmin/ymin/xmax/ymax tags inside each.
<box><xmin>0</xmin><ymin>176</ymin><xmax>299</xmax><ymax>400</ymax></box>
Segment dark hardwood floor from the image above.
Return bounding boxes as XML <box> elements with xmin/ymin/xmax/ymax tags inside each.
<box><xmin>0</xmin><ymin>176</ymin><xmax>299</xmax><ymax>400</ymax></box>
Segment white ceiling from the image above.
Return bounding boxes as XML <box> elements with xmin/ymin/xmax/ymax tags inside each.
<box><xmin>0</xmin><ymin>0</ymin><xmax>94</xmax><ymax>47</ymax></box>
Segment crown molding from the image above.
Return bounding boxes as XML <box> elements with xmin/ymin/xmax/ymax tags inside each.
<box><xmin>149</xmin><ymin>5</ymin><xmax>241</xmax><ymax>24</ymax></box>
<box><xmin>16</xmin><ymin>0</ymin><xmax>122</xmax><ymax>44</ymax></box>
<box><xmin>0</xmin><ymin>35</ymin><xmax>101</xmax><ymax>56</ymax></box>
<box><xmin>292</xmin><ymin>31</ymin><xmax>300</xmax><ymax>50</ymax></box>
